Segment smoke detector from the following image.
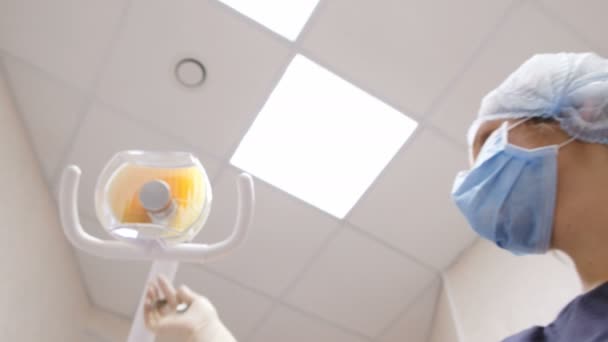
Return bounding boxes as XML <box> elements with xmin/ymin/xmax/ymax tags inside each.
<box><xmin>175</xmin><ymin>58</ymin><xmax>206</xmax><ymax>88</ymax></box>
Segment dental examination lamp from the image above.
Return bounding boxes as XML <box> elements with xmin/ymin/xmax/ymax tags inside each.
<box><xmin>58</xmin><ymin>151</ymin><xmax>255</xmax><ymax>342</ymax></box>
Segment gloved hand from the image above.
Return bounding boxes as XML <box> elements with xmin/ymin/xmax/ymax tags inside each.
<box><xmin>144</xmin><ymin>275</ymin><xmax>236</xmax><ymax>342</ymax></box>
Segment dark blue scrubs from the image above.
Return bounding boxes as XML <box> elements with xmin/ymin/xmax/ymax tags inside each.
<box><xmin>504</xmin><ymin>282</ymin><xmax>608</xmax><ymax>341</ymax></box>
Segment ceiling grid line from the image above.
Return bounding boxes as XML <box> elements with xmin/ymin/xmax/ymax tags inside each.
<box><xmin>201</xmin><ymin>56</ymin><xmax>294</xmax><ymax>180</ymax></box>
<box><xmin>91</xmin><ymin>97</ymin><xmax>225</xmax><ymax>163</ymax></box>
<box><xmin>338</xmin><ymin>123</ymin><xmax>425</xmax><ymax>224</ymax></box>
<box><xmin>209</xmin><ymin>1</ymin><xmax>437</xmax><ymax>339</ymax></box>
<box><xmin>2</xmin><ymin>38</ymin><xmax>467</xmax><ymax>198</ymax></box>
<box><xmin>192</xmin><ymin>259</ymin><xmax>375</xmax><ymax>342</ymax></box>
<box><xmin>199</xmin><ymin>0</ymin><xmax>308</xmax><ymax>190</ymax></box>
<box><xmin>348</xmin><ymin>223</ymin><xmax>438</xmax><ymax>273</ymax></box>
<box><xmin>249</xmin><ymin>44</ymin><xmax>462</xmax><ymax>234</ymax></box>
<box><xmin>221</xmin><ymin>163</ymin><xmax>344</xmax><ymax>224</ymax></box>
<box><xmin>347</xmin><ymin>224</ymin><xmax>440</xmax><ymax>340</ymax></box>
<box><xmin>246</xmin><ymin>222</ymin><xmax>349</xmax><ymax>340</ymax></box>
<box><xmin>422</xmin><ymin>0</ymin><xmax>528</xmax><ymax>122</ymax></box>
<box><xmin>0</xmin><ymin>38</ymin><xmax>466</xmax><ymax>186</ymax></box>
<box><xmin>0</xmin><ymin>57</ymin><xmax>57</xmax><ymax>190</ymax></box>
<box><xmin>0</xmin><ymin>51</ymin><xmax>94</xmax><ymax>189</ymax></box>
<box><xmin>0</xmin><ymin>48</ymin><xmax>88</xmax><ymax>99</ymax></box>
<box><xmin>424</xmin><ymin>123</ymin><xmax>468</xmax><ymax>150</ymax></box>
<box><xmin>86</xmin><ymin>70</ymin><xmax>461</xmax><ymax>279</ymax></box>
<box><xmin>0</xmin><ymin>56</ymin><xmax>102</xmax><ymax>310</ymax></box>
<box><xmin>271</xmin><ymin>4</ymin><xmax>539</xmax><ymax>328</ymax></box>
<box><xmin>82</xmin><ymin>232</ymin><xmax>371</xmax><ymax>342</ymax></box>
<box><xmin>78</xmin><ymin>208</ymin><xmax>329</xmax><ymax>325</ymax></box>
<box><xmin>273</xmin><ymin>299</ymin><xmax>375</xmax><ymax>342</ymax></box>
<box><xmin>530</xmin><ymin>0</ymin><xmax>605</xmax><ymax>55</ymax></box>
<box><xmin>204</xmin><ymin>3</ymin><xmax>327</xmax><ymax>330</ymax></box>
<box><xmin>193</xmin><ymin>267</ymin><xmax>280</xmax><ymax>341</ymax></box>
<box><xmin>279</xmin><ymin>49</ymin><xmax>471</xmax><ymax>227</ymax></box>
<box><xmin>205</xmin><ymin>1</ymin><xmax>442</xmax><ymax>335</ymax></box>
<box><xmin>73</xmin><ymin>45</ymin><xmax>390</xmax><ymax>339</ymax></box>
<box><xmin>206</xmin><ymin>0</ymin><xmax>461</xmax><ymax>330</ymax></box>
<box><xmin>374</xmin><ymin>274</ymin><xmax>442</xmax><ymax>341</ymax></box>
<box><xmin>296</xmin><ymin>44</ymin><xmax>421</xmax><ymax>121</ymax></box>
<box><xmin>50</xmin><ymin>0</ymin><xmax>135</xmax><ymax>186</ymax></box>
<box><xmin>206</xmin><ymin>162</ymin><xmax>440</xmax><ymax>340</ymax></box>
<box><xmin>206</xmin><ymin>0</ymin><xmax>293</xmax><ymax>47</ymax></box>
<box><xmin>211</xmin><ymin>0</ymin><xmax>329</xmax><ymax>166</ymax></box>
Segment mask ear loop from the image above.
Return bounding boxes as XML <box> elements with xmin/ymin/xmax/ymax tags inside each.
<box><xmin>468</xmin><ymin>117</ymin><xmax>531</xmax><ymax>166</ymax></box>
<box><xmin>506</xmin><ymin>117</ymin><xmax>533</xmax><ymax>131</ymax></box>
<box><xmin>558</xmin><ymin>136</ymin><xmax>576</xmax><ymax>148</ymax></box>
<box><xmin>507</xmin><ymin>117</ymin><xmax>576</xmax><ymax>149</ymax></box>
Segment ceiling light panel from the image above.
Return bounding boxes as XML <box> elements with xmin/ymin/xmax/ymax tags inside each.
<box><xmin>231</xmin><ymin>55</ymin><xmax>418</xmax><ymax>218</ymax></box>
<box><xmin>216</xmin><ymin>0</ymin><xmax>320</xmax><ymax>40</ymax></box>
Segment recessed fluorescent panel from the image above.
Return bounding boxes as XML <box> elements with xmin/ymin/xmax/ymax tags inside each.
<box><xmin>231</xmin><ymin>55</ymin><xmax>418</xmax><ymax>218</ymax></box>
<box><xmin>217</xmin><ymin>0</ymin><xmax>320</xmax><ymax>40</ymax></box>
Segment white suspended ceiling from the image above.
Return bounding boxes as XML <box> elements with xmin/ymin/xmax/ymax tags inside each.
<box><xmin>1</xmin><ymin>0</ymin><xmax>605</xmax><ymax>341</ymax></box>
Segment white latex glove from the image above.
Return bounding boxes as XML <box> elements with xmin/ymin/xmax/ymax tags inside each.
<box><xmin>144</xmin><ymin>275</ymin><xmax>236</xmax><ymax>342</ymax></box>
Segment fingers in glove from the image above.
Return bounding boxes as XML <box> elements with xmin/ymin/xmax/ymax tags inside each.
<box><xmin>145</xmin><ymin>281</ymin><xmax>157</xmax><ymax>309</ymax></box>
<box><xmin>157</xmin><ymin>275</ymin><xmax>178</xmax><ymax>309</ymax></box>
<box><xmin>144</xmin><ymin>280</ymin><xmax>161</xmax><ymax>330</ymax></box>
<box><xmin>176</xmin><ymin>285</ymin><xmax>196</xmax><ymax>305</ymax></box>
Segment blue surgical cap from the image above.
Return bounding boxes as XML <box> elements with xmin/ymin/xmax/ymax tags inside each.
<box><xmin>467</xmin><ymin>52</ymin><xmax>608</xmax><ymax>146</ymax></box>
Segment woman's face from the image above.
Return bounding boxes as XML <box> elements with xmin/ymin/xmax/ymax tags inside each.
<box><xmin>469</xmin><ymin>118</ymin><xmax>608</xmax><ymax>252</ymax></box>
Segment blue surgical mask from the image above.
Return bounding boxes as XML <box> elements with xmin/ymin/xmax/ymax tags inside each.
<box><xmin>451</xmin><ymin>119</ymin><xmax>575</xmax><ymax>255</ymax></box>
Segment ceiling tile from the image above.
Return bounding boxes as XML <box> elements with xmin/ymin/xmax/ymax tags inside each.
<box><xmin>194</xmin><ymin>166</ymin><xmax>341</xmax><ymax>297</ymax></box>
<box><xmin>284</xmin><ymin>226</ymin><xmax>436</xmax><ymax>338</ymax></box>
<box><xmin>379</xmin><ymin>278</ymin><xmax>441</xmax><ymax>342</ymax></box>
<box><xmin>2</xmin><ymin>56</ymin><xmax>86</xmax><ymax>181</ymax></box>
<box><xmin>62</xmin><ymin>102</ymin><xmax>222</xmax><ymax>221</ymax></box>
<box><xmin>430</xmin><ymin>2</ymin><xmax>591</xmax><ymax>143</ymax></box>
<box><xmin>540</xmin><ymin>0</ymin><xmax>608</xmax><ymax>56</ymax></box>
<box><xmin>250</xmin><ymin>305</ymin><xmax>368</xmax><ymax>342</ymax></box>
<box><xmin>96</xmin><ymin>0</ymin><xmax>292</xmax><ymax>159</ymax></box>
<box><xmin>300</xmin><ymin>0</ymin><xmax>514</xmax><ymax>115</ymax></box>
<box><xmin>176</xmin><ymin>264</ymin><xmax>273</xmax><ymax>340</ymax></box>
<box><xmin>77</xmin><ymin>251</ymin><xmax>150</xmax><ymax>316</ymax></box>
<box><xmin>0</xmin><ymin>0</ymin><xmax>126</xmax><ymax>90</ymax></box>
<box><xmin>348</xmin><ymin>129</ymin><xmax>476</xmax><ymax>270</ymax></box>
<box><xmin>75</xmin><ymin>217</ymin><xmax>151</xmax><ymax>316</ymax></box>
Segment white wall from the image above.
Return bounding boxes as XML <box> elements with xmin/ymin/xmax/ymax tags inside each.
<box><xmin>428</xmin><ymin>284</ymin><xmax>459</xmax><ymax>342</ymax></box>
<box><xmin>0</xmin><ymin>62</ymin><xmax>89</xmax><ymax>341</ymax></box>
<box><xmin>437</xmin><ymin>239</ymin><xmax>581</xmax><ymax>342</ymax></box>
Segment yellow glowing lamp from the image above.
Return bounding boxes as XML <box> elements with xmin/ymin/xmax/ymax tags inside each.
<box><xmin>59</xmin><ymin>150</ymin><xmax>254</xmax><ymax>260</ymax></box>
<box><xmin>96</xmin><ymin>151</ymin><xmax>212</xmax><ymax>244</ymax></box>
